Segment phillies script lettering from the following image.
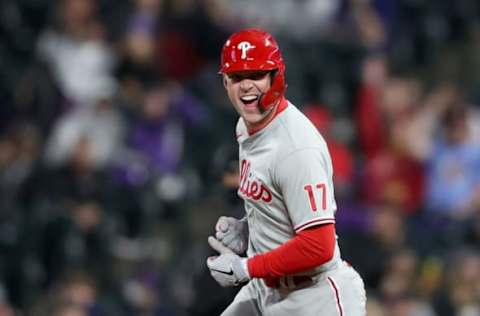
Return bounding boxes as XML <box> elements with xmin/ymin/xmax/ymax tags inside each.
<box><xmin>239</xmin><ymin>160</ymin><xmax>272</xmax><ymax>203</ymax></box>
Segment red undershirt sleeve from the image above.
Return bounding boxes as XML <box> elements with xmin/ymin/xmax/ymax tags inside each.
<box><xmin>247</xmin><ymin>223</ymin><xmax>335</xmax><ymax>278</ymax></box>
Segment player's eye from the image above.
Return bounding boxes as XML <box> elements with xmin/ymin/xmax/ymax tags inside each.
<box><xmin>228</xmin><ymin>74</ymin><xmax>243</xmax><ymax>82</ymax></box>
<box><xmin>248</xmin><ymin>72</ymin><xmax>269</xmax><ymax>80</ymax></box>
<box><xmin>228</xmin><ymin>71</ymin><xmax>269</xmax><ymax>82</ymax></box>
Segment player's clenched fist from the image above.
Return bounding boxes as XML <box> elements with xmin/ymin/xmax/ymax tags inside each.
<box><xmin>206</xmin><ymin>236</ymin><xmax>250</xmax><ymax>287</ymax></box>
<box><xmin>215</xmin><ymin>216</ymin><xmax>248</xmax><ymax>254</ymax></box>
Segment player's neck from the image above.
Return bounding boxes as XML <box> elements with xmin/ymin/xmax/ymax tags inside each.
<box><xmin>246</xmin><ymin>97</ymin><xmax>287</xmax><ymax>135</ymax></box>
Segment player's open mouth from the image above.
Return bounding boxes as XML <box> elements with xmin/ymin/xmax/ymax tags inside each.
<box><xmin>240</xmin><ymin>95</ymin><xmax>259</xmax><ymax>108</ymax></box>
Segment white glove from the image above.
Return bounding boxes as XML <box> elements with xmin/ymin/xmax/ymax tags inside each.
<box><xmin>215</xmin><ymin>216</ymin><xmax>248</xmax><ymax>254</ymax></box>
<box><xmin>207</xmin><ymin>236</ymin><xmax>250</xmax><ymax>287</ymax></box>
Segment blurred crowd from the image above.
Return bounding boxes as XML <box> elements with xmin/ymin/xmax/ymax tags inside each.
<box><xmin>1</xmin><ymin>0</ymin><xmax>480</xmax><ymax>315</ymax></box>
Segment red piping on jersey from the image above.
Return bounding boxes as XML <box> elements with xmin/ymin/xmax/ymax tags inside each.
<box><xmin>247</xmin><ymin>223</ymin><xmax>335</xmax><ymax>278</ymax></box>
<box><xmin>328</xmin><ymin>276</ymin><xmax>344</xmax><ymax>316</ymax></box>
<box><xmin>247</xmin><ymin>97</ymin><xmax>288</xmax><ymax>136</ymax></box>
<box><xmin>295</xmin><ymin>218</ymin><xmax>335</xmax><ymax>232</ymax></box>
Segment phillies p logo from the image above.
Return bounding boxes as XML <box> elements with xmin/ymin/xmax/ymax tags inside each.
<box><xmin>238</xmin><ymin>41</ymin><xmax>255</xmax><ymax>59</ymax></box>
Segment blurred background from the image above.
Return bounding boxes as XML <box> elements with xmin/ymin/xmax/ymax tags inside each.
<box><xmin>1</xmin><ymin>0</ymin><xmax>480</xmax><ymax>315</ymax></box>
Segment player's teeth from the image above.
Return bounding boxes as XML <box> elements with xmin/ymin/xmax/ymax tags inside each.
<box><xmin>241</xmin><ymin>96</ymin><xmax>258</xmax><ymax>102</ymax></box>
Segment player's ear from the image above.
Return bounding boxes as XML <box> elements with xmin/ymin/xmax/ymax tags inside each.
<box><xmin>222</xmin><ymin>75</ymin><xmax>228</xmax><ymax>89</ymax></box>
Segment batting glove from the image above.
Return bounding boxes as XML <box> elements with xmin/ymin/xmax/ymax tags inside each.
<box><xmin>215</xmin><ymin>216</ymin><xmax>248</xmax><ymax>254</ymax></box>
<box><xmin>207</xmin><ymin>236</ymin><xmax>250</xmax><ymax>287</ymax></box>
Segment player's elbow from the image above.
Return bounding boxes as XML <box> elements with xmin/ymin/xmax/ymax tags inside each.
<box><xmin>319</xmin><ymin>225</ymin><xmax>336</xmax><ymax>264</ymax></box>
<box><xmin>311</xmin><ymin>237</ymin><xmax>335</xmax><ymax>265</ymax></box>
<box><xmin>320</xmin><ymin>243</ymin><xmax>335</xmax><ymax>264</ymax></box>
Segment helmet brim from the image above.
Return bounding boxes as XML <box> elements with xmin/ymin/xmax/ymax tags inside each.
<box><xmin>219</xmin><ymin>61</ymin><xmax>278</xmax><ymax>75</ymax></box>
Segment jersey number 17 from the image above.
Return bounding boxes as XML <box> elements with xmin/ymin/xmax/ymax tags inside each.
<box><xmin>303</xmin><ymin>183</ymin><xmax>326</xmax><ymax>212</ymax></box>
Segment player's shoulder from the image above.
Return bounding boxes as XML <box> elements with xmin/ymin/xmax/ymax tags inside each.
<box><xmin>271</xmin><ymin>103</ymin><xmax>333</xmax><ymax>179</ymax></box>
<box><xmin>276</xmin><ymin>102</ymin><xmax>327</xmax><ymax>151</ymax></box>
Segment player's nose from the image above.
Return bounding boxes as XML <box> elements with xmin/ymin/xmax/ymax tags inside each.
<box><xmin>239</xmin><ymin>78</ymin><xmax>254</xmax><ymax>91</ymax></box>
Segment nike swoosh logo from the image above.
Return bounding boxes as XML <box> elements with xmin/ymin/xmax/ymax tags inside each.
<box><xmin>212</xmin><ymin>268</ymin><xmax>234</xmax><ymax>276</ymax></box>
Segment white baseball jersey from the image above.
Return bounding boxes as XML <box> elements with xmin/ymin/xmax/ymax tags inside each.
<box><xmin>236</xmin><ymin>101</ymin><xmax>341</xmax><ymax>274</ymax></box>
<box><xmin>222</xmin><ymin>102</ymin><xmax>366</xmax><ymax>316</ymax></box>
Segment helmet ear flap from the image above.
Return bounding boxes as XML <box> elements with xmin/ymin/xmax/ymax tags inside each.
<box><xmin>259</xmin><ymin>67</ymin><xmax>286</xmax><ymax>110</ymax></box>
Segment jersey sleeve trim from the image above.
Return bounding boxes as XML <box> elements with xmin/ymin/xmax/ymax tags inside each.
<box><xmin>294</xmin><ymin>218</ymin><xmax>335</xmax><ymax>232</ymax></box>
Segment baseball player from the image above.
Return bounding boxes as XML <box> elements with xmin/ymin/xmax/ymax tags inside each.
<box><xmin>206</xmin><ymin>29</ymin><xmax>367</xmax><ymax>316</ymax></box>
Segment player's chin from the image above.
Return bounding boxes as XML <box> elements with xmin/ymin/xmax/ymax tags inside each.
<box><xmin>242</xmin><ymin>112</ymin><xmax>266</xmax><ymax>125</ymax></box>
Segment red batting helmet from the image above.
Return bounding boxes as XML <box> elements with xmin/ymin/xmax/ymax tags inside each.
<box><xmin>219</xmin><ymin>28</ymin><xmax>286</xmax><ymax>110</ymax></box>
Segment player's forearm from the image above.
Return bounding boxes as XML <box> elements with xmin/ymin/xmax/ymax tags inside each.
<box><xmin>247</xmin><ymin>224</ymin><xmax>335</xmax><ymax>278</ymax></box>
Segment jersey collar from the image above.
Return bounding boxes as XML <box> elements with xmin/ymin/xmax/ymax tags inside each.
<box><xmin>247</xmin><ymin>97</ymin><xmax>288</xmax><ymax>136</ymax></box>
